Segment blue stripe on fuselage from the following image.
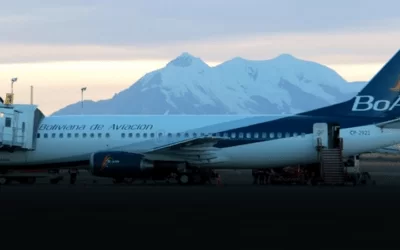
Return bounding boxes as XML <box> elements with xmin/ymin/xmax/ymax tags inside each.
<box><xmin>213</xmin><ymin>114</ymin><xmax>387</xmax><ymax>148</ymax></box>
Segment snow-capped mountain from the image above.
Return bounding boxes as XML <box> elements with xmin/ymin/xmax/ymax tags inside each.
<box><xmin>52</xmin><ymin>52</ymin><xmax>367</xmax><ymax>116</ymax></box>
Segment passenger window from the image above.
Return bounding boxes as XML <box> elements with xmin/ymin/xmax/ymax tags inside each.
<box><xmin>246</xmin><ymin>132</ymin><xmax>251</xmax><ymax>139</ymax></box>
<box><xmin>277</xmin><ymin>132</ymin><xmax>282</xmax><ymax>138</ymax></box>
<box><xmin>59</xmin><ymin>133</ymin><xmax>63</xmax><ymax>138</ymax></box>
<box><xmin>5</xmin><ymin>117</ymin><xmax>11</xmax><ymax>127</ymax></box>
<box><xmin>121</xmin><ymin>133</ymin><xmax>125</xmax><ymax>138</ymax></box>
<box><xmin>231</xmin><ymin>132</ymin><xmax>236</xmax><ymax>138</ymax></box>
<box><xmin>37</xmin><ymin>133</ymin><xmax>40</xmax><ymax>138</ymax></box>
<box><xmin>83</xmin><ymin>133</ymin><xmax>87</xmax><ymax>138</ymax></box>
<box><xmin>158</xmin><ymin>132</ymin><xmax>163</xmax><ymax>138</ymax></box>
<box><xmin>238</xmin><ymin>132</ymin><xmax>244</xmax><ymax>139</ymax></box>
<box><xmin>261</xmin><ymin>132</ymin><xmax>267</xmax><ymax>139</ymax></box>
<box><xmin>150</xmin><ymin>133</ymin><xmax>155</xmax><ymax>138</ymax></box>
<box><xmin>98</xmin><ymin>133</ymin><xmax>102</xmax><ymax>138</ymax></box>
<box><xmin>293</xmin><ymin>132</ymin><xmax>298</xmax><ymax>137</ymax></box>
<box><xmin>136</xmin><ymin>133</ymin><xmax>140</xmax><ymax>138</ymax></box>
<box><xmin>143</xmin><ymin>133</ymin><xmax>147</xmax><ymax>138</ymax></box>
<box><xmin>285</xmin><ymin>132</ymin><xmax>290</xmax><ymax>138</ymax></box>
<box><xmin>254</xmin><ymin>132</ymin><xmax>259</xmax><ymax>139</ymax></box>
<box><xmin>176</xmin><ymin>133</ymin><xmax>181</xmax><ymax>138</ymax></box>
<box><xmin>106</xmin><ymin>133</ymin><xmax>110</xmax><ymax>138</ymax></box>
<box><xmin>67</xmin><ymin>133</ymin><xmax>72</xmax><ymax>138</ymax></box>
<box><xmin>90</xmin><ymin>133</ymin><xmax>94</xmax><ymax>138</ymax></box>
<box><xmin>223</xmin><ymin>132</ymin><xmax>229</xmax><ymax>138</ymax></box>
<box><xmin>44</xmin><ymin>133</ymin><xmax>48</xmax><ymax>138</ymax></box>
<box><xmin>184</xmin><ymin>133</ymin><xmax>189</xmax><ymax>138</ymax></box>
<box><xmin>74</xmin><ymin>133</ymin><xmax>79</xmax><ymax>138</ymax></box>
<box><xmin>270</xmin><ymin>132</ymin><xmax>275</xmax><ymax>138</ymax></box>
<box><xmin>128</xmin><ymin>133</ymin><xmax>132</xmax><ymax>138</ymax></box>
<box><xmin>193</xmin><ymin>133</ymin><xmax>197</xmax><ymax>137</ymax></box>
<box><xmin>167</xmin><ymin>133</ymin><xmax>172</xmax><ymax>138</ymax></box>
<box><xmin>51</xmin><ymin>133</ymin><xmax>56</xmax><ymax>138</ymax></box>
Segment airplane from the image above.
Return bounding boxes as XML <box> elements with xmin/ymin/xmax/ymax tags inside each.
<box><xmin>0</xmin><ymin>49</ymin><xmax>400</xmax><ymax>185</ymax></box>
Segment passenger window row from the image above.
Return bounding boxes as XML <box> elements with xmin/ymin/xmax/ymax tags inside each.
<box><xmin>36</xmin><ymin>131</ymin><xmax>306</xmax><ymax>139</ymax></box>
<box><xmin>37</xmin><ymin>132</ymin><xmax>111</xmax><ymax>139</ymax></box>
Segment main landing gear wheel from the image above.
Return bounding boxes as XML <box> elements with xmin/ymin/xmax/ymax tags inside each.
<box><xmin>178</xmin><ymin>174</ymin><xmax>191</xmax><ymax>185</ymax></box>
<box><xmin>50</xmin><ymin>179</ymin><xmax>60</xmax><ymax>184</ymax></box>
<box><xmin>26</xmin><ymin>177</ymin><xmax>36</xmax><ymax>184</ymax></box>
<box><xmin>124</xmin><ymin>178</ymin><xmax>134</xmax><ymax>184</ymax></box>
<box><xmin>113</xmin><ymin>178</ymin><xmax>124</xmax><ymax>184</ymax></box>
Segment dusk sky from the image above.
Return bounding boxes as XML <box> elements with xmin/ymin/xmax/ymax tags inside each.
<box><xmin>0</xmin><ymin>0</ymin><xmax>399</xmax><ymax>115</ymax></box>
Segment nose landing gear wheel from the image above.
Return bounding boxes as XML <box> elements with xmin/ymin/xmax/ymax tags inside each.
<box><xmin>178</xmin><ymin>174</ymin><xmax>191</xmax><ymax>185</ymax></box>
<box><xmin>0</xmin><ymin>177</ymin><xmax>7</xmax><ymax>185</ymax></box>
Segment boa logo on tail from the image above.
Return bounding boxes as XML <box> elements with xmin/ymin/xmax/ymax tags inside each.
<box><xmin>389</xmin><ymin>75</ymin><xmax>400</xmax><ymax>92</ymax></box>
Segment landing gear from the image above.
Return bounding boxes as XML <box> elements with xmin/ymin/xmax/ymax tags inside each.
<box><xmin>0</xmin><ymin>177</ymin><xmax>8</xmax><ymax>185</ymax></box>
<box><xmin>113</xmin><ymin>178</ymin><xmax>124</xmax><ymax>184</ymax></box>
<box><xmin>177</xmin><ymin>174</ymin><xmax>191</xmax><ymax>185</ymax></box>
<box><xmin>50</xmin><ymin>178</ymin><xmax>61</xmax><ymax>184</ymax></box>
<box><xmin>70</xmin><ymin>174</ymin><xmax>77</xmax><ymax>184</ymax></box>
<box><xmin>124</xmin><ymin>178</ymin><xmax>134</xmax><ymax>184</ymax></box>
<box><xmin>21</xmin><ymin>177</ymin><xmax>36</xmax><ymax>184</ymax></box>
<box><xmin>176</xmin><ymin>168</ymin><xmax>216</xmax><ymax>185</ymax></box>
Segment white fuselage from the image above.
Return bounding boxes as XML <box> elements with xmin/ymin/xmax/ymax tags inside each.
<box><xmin>1</xmin><ymin>114</ymin><xmax>400</xmax><ymax>170</ymax></box>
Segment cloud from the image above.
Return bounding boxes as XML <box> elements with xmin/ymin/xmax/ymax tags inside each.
<box><xmin>1</xmin><ymin>0</ymin><xmax>399</xmax><ymax>46</ymax></box>
<box><xmin>0</xmin><ymin>29</ymin><xmax>399</xmax><ymax>65</ymax></box>
<box><xmin>2</xmin><ymin>0</ymin><xmax>398</xmax><ymax>116</ymax></box>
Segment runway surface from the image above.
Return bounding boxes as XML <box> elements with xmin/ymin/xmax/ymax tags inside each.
<box><xmin>1</xmin><ymin>162</ymin><xmax>400</xmax><ymax>248</ymax></box>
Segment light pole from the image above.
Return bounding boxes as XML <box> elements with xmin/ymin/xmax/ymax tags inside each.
<box><xmin>11</xmin><ymin>78</ymin><xmax>17</xmax><ymax>95</ymax></box>
<box><xmin>81</xmin><ymin>87</ymin><xmax>87</xmax><ymax>110</ymax></box>
<box><xmin>10</xmin><ymin>78</ymin><xmax>17</xmax><ymax>104</ymax></box>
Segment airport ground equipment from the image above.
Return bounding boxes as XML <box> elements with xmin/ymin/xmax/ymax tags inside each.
<box><xmin>252</xmin><ymin>122</ymin><xmax>375</xmax><ymax>186</ymax></box>
<box><xmin>0</xmin><ymin>168</ymin><xmax>65</xmax><ymax>185</ymax></box>
<box><xmin>343</xmin><ymin>155</ymin><xmax>376</xmax><ymax>185</ymax></box>
<box><xmin>314</xmin><ymin>123</ymin><xmax>346</xmax><ymax>185</ymax></box>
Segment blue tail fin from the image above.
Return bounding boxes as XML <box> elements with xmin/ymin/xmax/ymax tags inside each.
<box><xmin>306</xmin><ymin>49</ymin><xmax>400</xmax><ymax>119</ymax></box>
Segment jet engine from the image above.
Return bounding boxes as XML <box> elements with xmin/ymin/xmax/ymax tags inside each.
<box><xmin>89</xmin><ymin>151</ymin><xmax>154</xmax><ymax>177</ymax></box>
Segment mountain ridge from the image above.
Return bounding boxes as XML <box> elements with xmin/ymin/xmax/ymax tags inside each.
<box><xmin>52</xmin><ymin>52</ymin><xmax>368</xmax><ymax>116</ymax></box>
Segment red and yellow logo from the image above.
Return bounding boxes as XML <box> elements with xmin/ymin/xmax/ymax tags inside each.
<box><xmin>100</xmin><ymin>155</ymin><xmax>112</xmax><ymax>171</ymax></box>
<box><xmin>390</xmin><ymin>75</ymin><xmax>400</xmax><ymax>92</ymax></box>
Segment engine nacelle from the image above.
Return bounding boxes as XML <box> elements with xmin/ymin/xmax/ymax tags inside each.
<box><xmin>89</xmin><ymin>151</ymin><xmax>154</xmax><ymax>177</ymax></box>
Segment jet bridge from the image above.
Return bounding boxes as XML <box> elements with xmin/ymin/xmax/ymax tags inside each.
<box><xmin>0</xmin><ymin>103</ymin><xmax>45</xmax><ymax>151</ymax></box>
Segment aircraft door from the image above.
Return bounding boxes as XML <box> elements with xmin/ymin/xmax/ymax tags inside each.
<box><xmin>0</xmin><ymin>113</ymin><xmax>3</xmax><ymax>142</ymax></box>
<box><xmin>313</xmin><ymin>123</ymin><xmax>328</xmax><ymax>148</ymax></box>
<box><xmin>330</xmin><ymin>124</ymin><xmax>341</xmax><ymax>148</ymax></box>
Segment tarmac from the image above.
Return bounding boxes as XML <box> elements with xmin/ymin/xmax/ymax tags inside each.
<box><xmin>1</xmin><ymin>161</ymin><xmax>400</xmax><ymax>248</ymax></box>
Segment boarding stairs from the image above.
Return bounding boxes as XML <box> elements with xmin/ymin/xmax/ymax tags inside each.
<box><xmin>317</xmin><ymin>138</ymin><xmax>345</xmax><ymax>185</ymax></box>
<box><xmin>0</xmin><ymin>103</ymin><xmax>45</xmax><ymax>151</ymax></box>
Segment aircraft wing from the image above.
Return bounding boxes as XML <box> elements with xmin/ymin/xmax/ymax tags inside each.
<box><xmin>375</xmin><ymin>118</ymin><xmax>400</xmax><ymax>129</ymax></box>
<box><xmin>143</xmin><ymin>136</ymin><xmax>229</xmax><ymax>165</ymax></box>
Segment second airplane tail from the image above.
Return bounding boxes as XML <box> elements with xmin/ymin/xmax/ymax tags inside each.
<box><xmin>305</xmin><ymin>49</ymin><xmax>400</xmax><ymax>119</ymax></box>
